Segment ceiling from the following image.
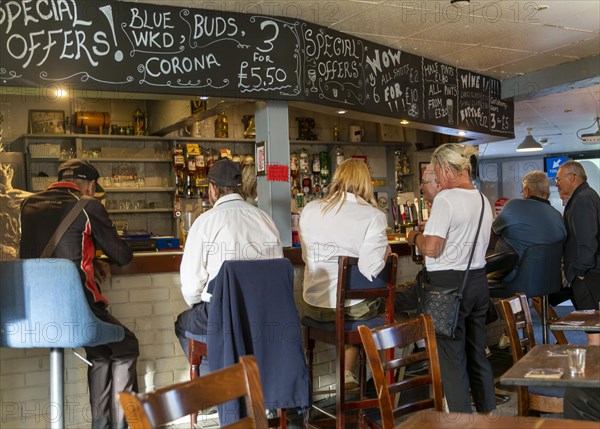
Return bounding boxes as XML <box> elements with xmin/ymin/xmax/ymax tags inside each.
<box><xmin>133</xmin><ymin>0</ymin><xmax>600</xmax><ymax>159</ymax></box>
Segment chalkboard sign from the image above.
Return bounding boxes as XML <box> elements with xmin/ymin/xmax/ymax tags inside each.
<box><xmin>0</xmin><ymin>0</ymin><xmax>513</xmax><ymax>138</ymax></box>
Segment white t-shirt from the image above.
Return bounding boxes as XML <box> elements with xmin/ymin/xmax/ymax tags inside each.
<box><xmin>423</xmin><ymin>188</ymin><xmax>492</xmax><ymax>271</ymax></box>
<box><xmin>300</xmin><ymin>193</ymin><xmax>389</xmax><ymax>308</ymax></box>
<box><xmin>180</xmin><ymin>194</ymin><xmax>283</xmax><ymax>306</ymax></box>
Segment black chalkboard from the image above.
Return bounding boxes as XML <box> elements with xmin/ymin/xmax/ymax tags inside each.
<box><xmin>0</xmin><ymin>0</ymin><xmax>513</xmax><ymax>138</ymax></box>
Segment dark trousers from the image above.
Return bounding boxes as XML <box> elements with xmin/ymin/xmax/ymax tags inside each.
<box><xmin>86</xmin><ymin>307</ymin><xmax>139</xmax><ymax>429</ymax></box>
<box><xmin>572</xmin><ymin>270</ymin><xmax>600</xmax><ymax>310</ymax></box>
<box><xmin>427</xmin><ymin>268</ymin><xmax>496</xmax><ymax>413</ymax></box>
<box><xmin>174</xmin><ymin>303</ymin><xmax>210</xmax><ymax>374</ymax></box>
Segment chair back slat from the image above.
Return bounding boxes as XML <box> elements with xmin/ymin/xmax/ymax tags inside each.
<box><xmin>358</xmin><ymin>314</ymin><xmax>443</xmax><ymax>429</ymax></box>
<box><xmin>119</xmin><ymin>356</ymin><xmax>268</xmax><ymax>429</ymax></box>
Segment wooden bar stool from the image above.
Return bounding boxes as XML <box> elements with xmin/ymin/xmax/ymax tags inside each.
<box><xmin>302</xmin><ymin>254</ymin><xmax>398</xmax><ymax>429</ymax></box>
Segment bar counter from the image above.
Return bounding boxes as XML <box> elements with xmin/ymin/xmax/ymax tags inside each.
<box><xmin>110</xmin><ymin>242</ymin><xmax>412</xmax><ymax>275</ymax></box>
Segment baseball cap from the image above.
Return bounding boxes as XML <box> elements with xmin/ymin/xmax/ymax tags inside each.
<box><xmin>205</xmin><ymin>159</ymin><xmax>242</xmax><ymax>187</ymax></box>
<box><xmin>58</xmin><ymin>159</ymin><xmax>104</xmax><ymax>195</ymax></box>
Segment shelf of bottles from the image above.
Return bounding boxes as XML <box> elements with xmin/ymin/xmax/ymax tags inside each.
<box><xmin>290</xmin><ymin>146</ymin><xmax>346</xmax><ymax>210</ymax></box>
<box><xmin>171</xmin><ymin>140</ymin><xmax>254</xmax><ymax>244</ymax></box>
<box><xmin>394</xmin><ymin>149</ymin><xmax>412</xmax><ymax>192</ymax></box>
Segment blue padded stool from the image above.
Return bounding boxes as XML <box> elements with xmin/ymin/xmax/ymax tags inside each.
<box><xmin>0</xmin><ymin>259</ymin><xmax>124</xmax><ymax>429</ymax></box>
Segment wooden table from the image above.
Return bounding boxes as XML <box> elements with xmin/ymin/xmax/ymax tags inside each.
<box><xmin>550</xmin><ymin>309</ymin><xmax>600</xmax><ymax>332</ymax></box>
<box><xmin>399</xmin><ymin>411</ymin><xmax>600</xmax><ymax>428</ymax></box>
<box><xmin>500</xmin><ymin>344</ymin><xmax>600</xmax><ymax>388</ymax></box>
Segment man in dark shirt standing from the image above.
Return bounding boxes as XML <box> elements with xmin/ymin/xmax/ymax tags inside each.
<box><xmin>20</xmin><ymin>159</ymin><xmax>138</xmax><ymax>429</ymax></box>
<box><xmin>556</xmin><ymin>160</ymin><xmax>600</xmax><ymax>311</ymax></box>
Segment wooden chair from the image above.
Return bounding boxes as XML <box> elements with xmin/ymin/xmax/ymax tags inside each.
<box><xmin>302</xmin><ymin>254</ymin><xmax>398</xmax><ymax>429</ymax></box>
<box><xmin>531</xmin><ymin>297</ymin><xmax>568</xmax><ymax>345</ymax></box>
<box><xmin>119</xmin><ymin>355</ymin><xmax>268</xmax><ymax>429</ymax></box>
<box><xmin>492</xmin><ymin>242</ymin><xmax>563</xmax><ymax>344</ymax></box>
<box><xmin>495</xmin><ymin>293</ymin><xmax>564</xmax><ymax>416</ymax></box>
<box><xmin>358</xmin><ymin>314</ymin><xmax>443</xmax><ymax>429</ymax></box>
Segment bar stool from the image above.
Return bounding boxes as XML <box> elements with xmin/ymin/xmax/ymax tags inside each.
<box><xmin>302</xmin><ymin>254</ymin><xmax>397</xmax><ymax>429</ymax></box>
<box><xmin>0</xmin><ymin>259</ymin><xmax>124</xmax><ymax>429</ymax></box>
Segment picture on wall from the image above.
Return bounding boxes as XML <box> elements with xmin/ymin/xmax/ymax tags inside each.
<box><xmin>29</xmin><ymin>110</ymin><xmax>65</xmax><ymax>134</ymax></box>
<box><xmin>256</xmin><ymin>140</ymin><xmax>267</xmax><ymax>176</ymax></box>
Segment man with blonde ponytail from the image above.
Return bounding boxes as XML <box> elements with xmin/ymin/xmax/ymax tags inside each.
<box><xmin>407</xmin><ymin>144</ymin><xmax>495</xmax><ymax>413</ymax></box>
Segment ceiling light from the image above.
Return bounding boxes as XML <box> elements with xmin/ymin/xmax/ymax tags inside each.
<box><xmin>516</xmin><ymin>128</ymin><xmax>543</xmax><ymax>152</ymax></box>
<box><xmin>337</xmin><ymin>110</ymin><xmax>347</xmax><ymax>115</ymax></box>
<box><xmin>198</xmin><ymin>96</ymin><xmax>209</xmax><ymax>100</ymax></box>
<box><xmin>457</xmin><ymin>130</ymin><xmax>467</xmax><ymax>136</ymax></box>
<box><xmin>400</xmin><ymin>119</ymin><xmax>409</xmax><ymax>125</ymax></box>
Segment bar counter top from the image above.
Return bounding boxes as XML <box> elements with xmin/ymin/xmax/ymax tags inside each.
<box><xmin>110</xmin><ymin>242</ymin><xmax>411</xmax><ymax>275</ymax></box>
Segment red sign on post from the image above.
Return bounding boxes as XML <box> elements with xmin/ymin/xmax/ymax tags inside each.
<box><xmin>267</xmin><ymin>164</ymin><xmax>289</xmax><ymax>182</ymax></box>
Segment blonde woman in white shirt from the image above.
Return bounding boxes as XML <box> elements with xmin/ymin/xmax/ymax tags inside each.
<box><xmin>300</xmin><ymin>158</ymin><xmax>391</xmax><ymax>389</ymax></box>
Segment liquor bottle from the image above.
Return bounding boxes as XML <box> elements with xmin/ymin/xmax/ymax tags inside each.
<box><xmin>290</xmin><ymin>151</ymin><xmax>299</xmax><ymax>179</ymax></box>
<box><xmin>335</xmin><ymin>146</ymin><xmax>344</xmax><ymax>167</ymax></box>
<box><xmin>412</xmin><ymin>198</ymin><xmax>424</xmax><ymax>264</ymax></box>
<box><xmin>185</xmin><ymin>173</ymin><xmax>194</xmax><ymax>199</ymax></box>
<box><xmin>420</xmin><ymin>196</ymin><xmax>429</xmax><ymax>221</ymax></box>
<box><xmin>214</xmin><ymin>112</ymin><xmax>229</xmax><ymax>138</ymax></box>
<box><xmin>299</xmin><ymin>148</ymin><xmax>309</xmax><ymax>174</ymax></box>
<box><xmin>302</xmin><ymin>175</ymin><xmax>312</xmax><ymax>195</ymax></box>
<box><xmin>173</xmin><ymin>143</ymin><xmax>185</xmax><ymax>170</ymax></box>
<box><xmin>196</xmin><ymin>147</ymin><xmax>206</xmax><ymax>181</ymax></box>
<box><xmin>411</xmin><ymin>224</ymin><xmax>424</xmax><ymax>264</ymax></box>
<box><xmin>173</xmin><ymin>191</ymin><xmax>182</xmax><ymax>219</ymax></box>
<box><xmin>312</xmin><ymin>153</ymin><xmax>321</xmax><ymax>174</ymax></box>
<box><xmin>320</xmin><ymin>151</ymin><xmax>330</xmax><ymax>182</ymax></box>
<box><xmin>175</xmin><ymin>169</ymin><xmax>185</xmax><ymax>197</ymax></box>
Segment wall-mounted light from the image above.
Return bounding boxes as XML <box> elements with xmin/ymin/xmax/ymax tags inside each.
<box><xmin>198</xmin><ymin>96</ymin><xmax>209</xmax><ymax>101</ymax></box>
<box><xmin>400</xmin><ymin>119</ymin><xmax>409</xmax><ymax>125</ymax></box>
<box><xmin>337</xmin><ymin>110</ymin><xmax>347</xmax><ymax>115</ymax></box>
<box><xmin>56</xmin><ymin>88</ymin><xmax>67</xmax><ymax>98</ymax></box>
<box><xmin>516</xmin><ymin>128</ymin><xmax>543</xmax><ymax>152</ymax></box>
<box><xmin>457</xmin><ymin>130</ymin><xmax>467</xmax><ymax>136</ymax></box>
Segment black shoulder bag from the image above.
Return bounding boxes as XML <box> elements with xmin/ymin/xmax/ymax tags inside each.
<box><xmin>418</xmin><ymin>192</ymin><xmax>485</xmax><ymax>339</ymax></box>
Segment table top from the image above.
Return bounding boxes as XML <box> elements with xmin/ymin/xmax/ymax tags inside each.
<box><xmin>500</xmin><ymin>344</ymin><xmax>600</xmax><ymax>388</ymax></box>
<box><xmin>399</xmin><ymin>411</ymin><xmax>600</xmax><ymax>428</ymax></box>
<box><xmin>550</xmin><ymin>309</ymin><xmax>600</xmax><ymax>332</ymax></box>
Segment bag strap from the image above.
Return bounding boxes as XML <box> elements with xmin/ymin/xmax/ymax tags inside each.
<box><xmin>41</xmin><ymin>196</ymin><xmax>92</xmax><ymax>258</ymax></box>
<box><xmin>458</xmin><ymin>192</ymin><xmax>485</xmax><ymax>297</ymax></box>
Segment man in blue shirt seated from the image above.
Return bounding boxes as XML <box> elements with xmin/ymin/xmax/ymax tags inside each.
<box><xmin>492</xmin><ymin>170</ymin><xmax>566</xmax><ymax>282</ymax></box>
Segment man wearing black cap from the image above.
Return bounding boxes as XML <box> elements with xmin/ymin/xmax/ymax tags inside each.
<box><xmin>175</xmin><ymin>159</ymin><xmax>283</xmax><ymax>356</ymax></box>
<box><xmin>20</xmin><ymin>159</ymin><xmax>138</xmax><ymax>429</ymax></box>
